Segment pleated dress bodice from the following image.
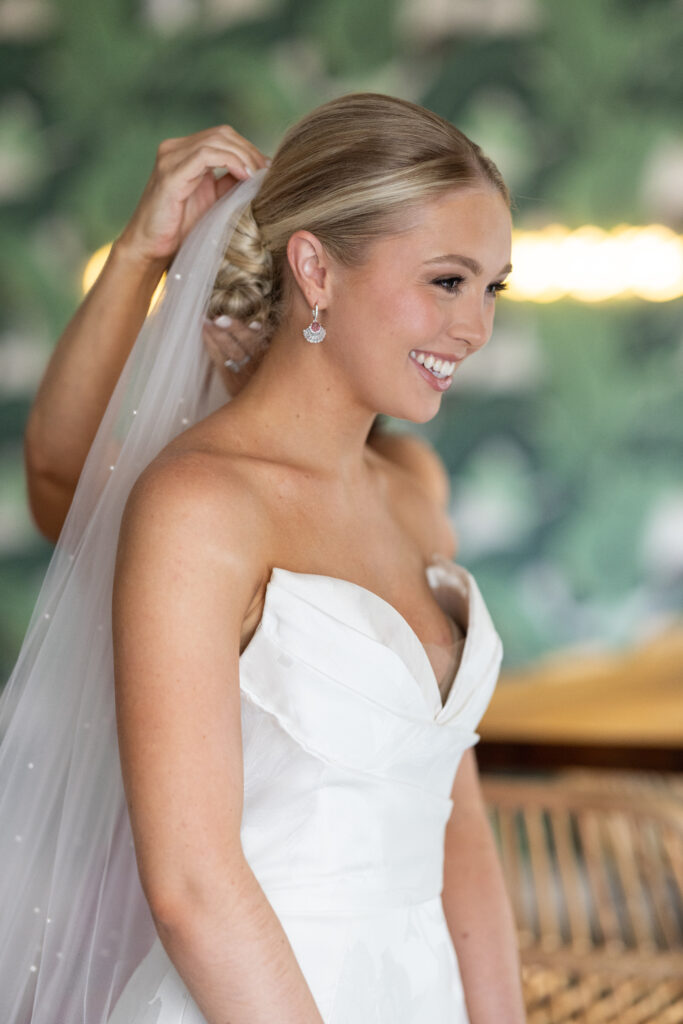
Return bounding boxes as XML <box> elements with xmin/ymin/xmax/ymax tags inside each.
<box><xmin>235</xmin><ymin>553</ymin><xmax>503</xmax><ymax>921</ymax></box>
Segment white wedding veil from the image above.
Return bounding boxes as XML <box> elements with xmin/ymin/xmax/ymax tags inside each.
<box><xmin>0</xmin><ymin>167</ymin><xmax>268</xmax><ymax>1022</ymax></box>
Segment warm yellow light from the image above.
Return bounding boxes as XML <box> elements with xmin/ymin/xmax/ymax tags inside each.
<box><xmin>82</xmin><ymin>243</ymin><xmax>166</xmax><ymax>311</ymax></box>
<box><xmin>81</xmin><ymin>244</ymin><xmax>111</xmax><ymax>294</ymax></box>
<box><xmin>506</xmin><ymin>224</ymin><xmax>683</xmax><ymax>302</ymax></box>
<box><xmin>622</xmin><ymin>225</ymin><xmax>683</xmax><ymax>301</ymax></box>
<box><xmin>506</xmin><ymin>225</ymin><xmax>570</xmax><ymax>303</ymax></box>
<box><xmin>83</xmin><ymin>226</ymin><xmax>683</xmax><ymax>306</ymax></box>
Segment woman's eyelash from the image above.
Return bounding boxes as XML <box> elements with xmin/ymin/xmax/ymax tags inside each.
<box><xmin>434</xmin><ymin>276</ymin><xmax>509</xmax><ymax>296</ymax></box>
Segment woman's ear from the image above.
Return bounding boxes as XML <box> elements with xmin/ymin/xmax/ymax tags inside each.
<box><xmin>285</xmin><ymin>230</ymin><xmax>332</xmax><ymax>311</ymax></box>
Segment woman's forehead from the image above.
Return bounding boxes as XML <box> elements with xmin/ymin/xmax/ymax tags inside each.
<box><xmin>368</xmin><ymin>192</ymin><xmax>511</xmax><ymax>269</ymax></box>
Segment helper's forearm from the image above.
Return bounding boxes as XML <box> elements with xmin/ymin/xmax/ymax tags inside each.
<box><xmin>24</xmin><ymin>239</ymin><xmax>168</xmax><ymax>540</ymax></box>
<box><xmin>152</xmin><ymin>859</ymin><xmax>324</xmax><ymax>1024</ymax></box>
<box><xmin>442</xmin><ymin>808</ymin><xmax>526</xmax><ymax>1023</ymax></box>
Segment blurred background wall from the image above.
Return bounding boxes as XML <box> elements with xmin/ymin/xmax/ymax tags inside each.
<box><xmin>1</xmin><ymin>0</ymin><xmax>681</xmax><ymax>688</ymax></box>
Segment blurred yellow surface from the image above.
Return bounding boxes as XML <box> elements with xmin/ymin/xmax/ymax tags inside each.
<box><xmin>480</xmin><ymin>623</ymin><xmax>683</xmax><ymax>746</ymax></box>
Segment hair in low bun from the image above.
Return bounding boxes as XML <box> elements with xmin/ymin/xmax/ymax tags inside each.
<box><xmin>206</xmin><ymin>201</ymin><xmax>281</xmax><ymax>336</ymax></box>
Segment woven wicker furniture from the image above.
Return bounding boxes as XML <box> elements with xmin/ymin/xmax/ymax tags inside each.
<box><xmin>481</xmin><ymin>769</ymin><xmax>683</xmax><ymax>1023</ymax></box>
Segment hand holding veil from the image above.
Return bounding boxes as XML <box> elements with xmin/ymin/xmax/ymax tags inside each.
<box><xmin>0</xmin><ymin>167</ymin><xmax>268</xmax><ymax>1023</ymax></box>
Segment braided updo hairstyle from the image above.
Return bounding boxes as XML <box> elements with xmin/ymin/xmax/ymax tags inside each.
<box><xmin>205</xmin><ymin>200</ymin><xmax>274</xmax><ymax>327</ymax></box>
<box><xmin>207</xmin><ymin>91</ymin><xmax>511</xmax><ymax>343</ymax></box>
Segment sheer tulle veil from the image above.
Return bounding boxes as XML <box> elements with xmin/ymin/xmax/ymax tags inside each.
<box><xmin>0</xmin><ymin>167</ymin><xmax>268</xmax><ymax>1022</ymax></box>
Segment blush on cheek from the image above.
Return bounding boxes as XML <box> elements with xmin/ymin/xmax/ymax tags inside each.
<box><xmin>390</xmin><ymin>294</ymin><xmax>438</xmax><ymax>345</ymax></box>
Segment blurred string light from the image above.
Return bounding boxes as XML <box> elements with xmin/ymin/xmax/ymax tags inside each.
<box><xmin>82</xmin><ymin>224</ymin><xmax>683</xmax><ymax>304</ymax></box>
<box><xmin>506</xmin><ymin>223</ymin><xmax>683</xmax><ymax>303</ymax></box>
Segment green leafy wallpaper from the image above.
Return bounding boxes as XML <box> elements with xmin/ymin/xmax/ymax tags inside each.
<box><xmin>1</xmin><ymin>0</ymin><xmax>681</xmax><ymax>681</ymax></box>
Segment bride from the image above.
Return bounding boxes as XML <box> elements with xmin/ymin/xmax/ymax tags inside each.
<box><xmin>7</xmin><ymin>92</ymin><xmax>524</xmax><ymax>1022</ymax></box>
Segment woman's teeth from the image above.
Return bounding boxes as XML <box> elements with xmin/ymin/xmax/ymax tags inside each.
<box><xmin>409</xmin><ymin>350</ymin><xmax>456</xmax><ymax>379</ymax></box>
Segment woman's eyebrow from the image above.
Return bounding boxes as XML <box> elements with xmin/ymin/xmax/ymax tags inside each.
<box><xmin>423</xmin><ymin>253</ymin><xmax>512</xmax><ymax>276</ymax></box>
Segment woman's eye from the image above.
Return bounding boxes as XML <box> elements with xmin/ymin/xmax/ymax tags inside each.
<box><xmin>434</xmin><ymin>276</ymin><xmax>465</xmax><ymax>293</ymax></box>
<box><xmin>434</xmin><ymin>277</ymin><xmax>509</xmax><ymax>297</ymax></box>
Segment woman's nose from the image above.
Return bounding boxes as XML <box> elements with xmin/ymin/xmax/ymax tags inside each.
<box><xmin>448</xmin><ymin>304</ymin><xmax>491</xmax><ymax>351</ymax></box>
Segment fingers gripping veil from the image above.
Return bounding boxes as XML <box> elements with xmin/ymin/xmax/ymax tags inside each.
<box><xmin>0</xmin><ymin>168</ymin><xmax>268</xmax><ymax>1022</ymax></box>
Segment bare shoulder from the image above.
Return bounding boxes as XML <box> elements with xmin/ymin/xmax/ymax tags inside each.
<box><xmin>116</xmin><ymin>448</ymin><xmax>269</xmax><ymax>623</ymax></box>
<box><xmin>122</xmin><ymin>446</ymin><xmax>264</xmax><ymax>529</ymax></box>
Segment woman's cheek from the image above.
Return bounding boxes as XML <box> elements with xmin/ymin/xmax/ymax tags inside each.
<box><xmin>392</xmin><ymin>293</ymin><xmax>438</xmax><ymax>340</ymax></box>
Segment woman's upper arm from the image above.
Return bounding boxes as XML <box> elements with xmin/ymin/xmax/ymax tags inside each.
<box><xmin>112</xmin><ymin>454</ymin><xmax>266</xmax><ymax>921</ymax></box>
<box><xmin>444</xmin><ymin>748</ymin><xmax>490</xmax><ymax>855</ymax></box>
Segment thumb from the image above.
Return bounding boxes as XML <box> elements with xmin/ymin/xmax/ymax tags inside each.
<box><xmin>215</xmin><ymin>172</ymin><xmax>241</xmax><ymax>199</ymax></box>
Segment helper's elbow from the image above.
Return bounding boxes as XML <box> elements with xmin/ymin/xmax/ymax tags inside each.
<box><xmin>23</xmin><ymin>431</ymin><xmax>73</xmax><ymax>544</ymax></box>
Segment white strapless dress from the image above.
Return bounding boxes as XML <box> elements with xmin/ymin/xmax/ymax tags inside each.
<box><xmin>107</xmin><ymin>555</ymin><xmax>503</xmax><ymax>1023</ymax></box>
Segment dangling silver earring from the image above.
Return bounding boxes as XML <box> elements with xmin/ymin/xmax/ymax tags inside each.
<box><xmin>303</xmin><ymin>303</ymin><xmax>326</xmax><ymax>343</ymax></box>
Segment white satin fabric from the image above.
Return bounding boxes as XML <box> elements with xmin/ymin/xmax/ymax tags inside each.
<box><xmin>107</xmin><ymin>555</ymin><xmax>503</xmax><ymax>1023</ymax></box>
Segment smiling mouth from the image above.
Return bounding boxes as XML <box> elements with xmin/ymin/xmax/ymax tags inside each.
<box><xmin>409</xmin><ymin>349</ymin><xmax>458</xmax><ymax>379</ymax></box>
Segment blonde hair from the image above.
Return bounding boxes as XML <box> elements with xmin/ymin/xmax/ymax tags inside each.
<box><xmin>206</xmin><ymin>92</ymin><xmax>511</xmax><ymax>336</ymax></box>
